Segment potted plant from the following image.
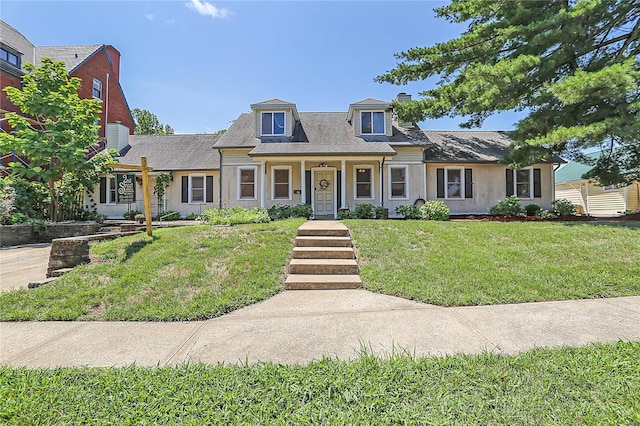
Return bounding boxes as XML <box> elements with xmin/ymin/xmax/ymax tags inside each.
<box><xmin>95</xmin><ymin>213</ymin><xmax>107</xmax><ymax>224</ymax></box>
<box><xmin>134</xmin><ymin>213</ymin><xmax>144</xmax><ymax>224</ymax></box>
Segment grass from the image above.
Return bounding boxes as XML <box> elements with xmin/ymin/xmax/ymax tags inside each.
<box><xmin>0</xmin><ymin>219</ymin><xmax>305</xmax><ymax>321</ymax></box>
<box><xmin>1</xmin><ymin>341</ymin><xmax>638</xmax><ymax>424</ymax></box>
<box><xmin>347</xmin><ymin>220</ymin><xmax>640</xmax><ymax>306</ymax></box>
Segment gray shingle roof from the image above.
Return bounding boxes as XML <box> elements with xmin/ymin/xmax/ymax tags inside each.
<box><xmin>0</xmin><ymin>20</ymin><xmax>35</xmax><ymax>65</ymax></box>
<box><xmin>422</xmin><ymin>131</ymin><xmax>513</xmax><ymax>162</ymax></box>
<box><xmin>35</xmin><ymin>45</ymin><xmax>102</xmax><ymax>72</ymax></box>
<box><xmin>120</xmin><ymin>134</ymin><xmax>221</xmax><ymax>171</ymax></box>
<box><xmin>215</xmin><ymin>112</ymin><xmax>427</xmax><ymax>156</ymax></box>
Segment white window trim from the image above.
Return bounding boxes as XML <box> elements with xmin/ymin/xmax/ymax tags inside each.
<box><xmin>271</xmin><ymin>166</ymin><xmax>292</xmax><ymax>200</ymax></box>
<box><xmin>92</xmin><ymin>78</ymin><xmax>103</xmax><ymax>100</ymax></box>
<box><xmin>445</xmin><ymin>167</ymin><xmax>465</xmax><ymax>200</ymax></box>
<box><xmin>360</xmin><ymin>111</ymin><xmax>386</xmax><ymax>135</ymax></box>
<box><xmin>512</xmin><ymin>167</ymin><xmax>534</xmax><ymax>200</ymax></box>
<box><xmin>353</xmin><ymin>165</ymin><xmax>375</xmax><ymax>200</ymax></box>
<box><xmin>106</xmin><ymin>176</ymin><xmax>116</xmax><ymax>205</ymax></box>
<box><xmin>189</xmin><ymin>174</ymin><xmax>206</xmax><ymax>204</ymax></box>
<box><xmin>261</xmin><ymin>111</ymin><xmax>286</xmax><ymax>136</ymax></box>
<box><xmin>237</xmin><ymin>166</ymin><xmax>258</xmax><ymax>200</ymax></box>
<box><xmin>388</xmin><ymin>165</ymin><xmax>410</xmax><ymax>200</ymax></box>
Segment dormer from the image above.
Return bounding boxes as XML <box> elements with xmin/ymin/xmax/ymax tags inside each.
<box><xmin>250</xmin><ymin>99</ymin><xmax>299</xmax><ymax>138</ymax></box>
<box><xmin>347</xmin><ymin>98</ymin><xmax>393</xmax><ymax>137</ymax></box>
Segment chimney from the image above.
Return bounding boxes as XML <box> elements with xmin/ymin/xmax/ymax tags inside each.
<box><xmin>394</xmin><ymin>92</ymin><xmax>414</xmax><ymax>128</ymax></box>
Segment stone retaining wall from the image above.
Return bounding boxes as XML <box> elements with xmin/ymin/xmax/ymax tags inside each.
<box><xmin>0</xmin><ymin>223</ymin><xmax>104</xmax><ymax>247</ymax></box>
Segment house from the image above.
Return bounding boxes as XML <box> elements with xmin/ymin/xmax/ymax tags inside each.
<box><xmin>555</xmin><ymin>153</ymin><xmax>640</xmax><ymax>216</ymax></box>
<box><xmin>0</xmin><ymin>20</ymin><xmax>134</xmax><ymax>158</ymax></box>
<box><xmin>212</xmin><ymin>95</ymin><xmax>561</xmax><ymax>218</ymax></box>
<box><xmin>91</xmin><ymin>133</ymin><xmax>221</xmax><ymax>219</ymax></box>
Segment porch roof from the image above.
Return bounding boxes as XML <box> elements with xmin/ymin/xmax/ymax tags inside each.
<box><xmin>248</xmin><ymin>142</ymin><xmax>397</xmax><ymax>156</ymax></box>
<box><xmin>120</xmin><ymin>134</ymin><xmax>221</xmax><ymax>171</ymax></box>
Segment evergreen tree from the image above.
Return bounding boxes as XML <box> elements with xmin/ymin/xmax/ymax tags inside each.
<box><xmin>377</xmin><ymin>0</ymin><xmax>640</xmax><ymax>185</ymax></box>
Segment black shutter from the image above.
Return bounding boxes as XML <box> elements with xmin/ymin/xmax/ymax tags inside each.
<box><xmin>99</xmin><ymin>177</ymin><xmax>107</xmax><ymax>203</ymax></box>
<box><xmin>305</xmin><ymin>171</ymin><xmax>312</xmax><ymax>205</ymax></box>
<box><xmin>181</xmin><ymin>176</ymin><xmax>188</xmax><ymax>203</ymax></box>
<box><xmin>465</xmin><ymin>169</ymin><xmax>473</xmax><ymax>199</ymax></box>
<box><xmin>436</xmin><ymin>168</ymin><xmax>445</xmax><ymax>198</ymax></box>
<box><xmin>337</xmin><ymin>170</ymin><xmax>342</xmax><ymax>209</ymax></box>
<box><xmin>533</xmin><ymin>168</ymin><xmax>542</xmax><ymax>198</ymax></box>
<box><xmin>506</xmin><ymin>169</ymin><xmax>514</xmax><ymax>196</ymax></box>
<box><xmin>206</xmin><ymin>176</ymin><xmax>214</xmax><ymax>202</ymax></box>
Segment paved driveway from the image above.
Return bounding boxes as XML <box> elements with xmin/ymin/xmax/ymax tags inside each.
<box><xmin>0</xmin><ymin>243</ymin><xmax>51</xmax><ymax>292</ymax></box>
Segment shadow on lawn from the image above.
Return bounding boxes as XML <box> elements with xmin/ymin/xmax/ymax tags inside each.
<box><xmin>124</xmin><ymin>236</ymin><xmax>158</xmax><ymax>260</ymax></box>
<box><xmin>557</xmin><ymin>220</ymin><xmax>640</xmax><ymax>230</ymax></box>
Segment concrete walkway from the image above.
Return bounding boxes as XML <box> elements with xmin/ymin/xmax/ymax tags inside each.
<box><xmin>1</xmin><ymin>290</ymin><xmax>638</xmax><ymax>368</ymax></box>
<box><xmin>0</xmin><ymin>243</ymin><xmax>51</xmax><ymax>292</ymax></box>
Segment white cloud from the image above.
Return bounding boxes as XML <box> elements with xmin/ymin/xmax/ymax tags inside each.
<box><xmin>145</xmin><ymin>14</ymin><xmax>155</xmax><ymax>21</ymax></box>
<box><xmin>186</xmin><ymin>0</ymin><xmax>231</xmax><ymax>19</ymax></box>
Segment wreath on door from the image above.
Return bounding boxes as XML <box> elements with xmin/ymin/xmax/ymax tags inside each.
<box><xmin>319</xmin><ymin>179</ymin><xmax>330</xmax><ymax>190</ymax></box>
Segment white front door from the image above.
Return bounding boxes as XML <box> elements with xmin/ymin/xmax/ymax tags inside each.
<box><xmin>314</xmin><ymin>170</ymin><xmax>334</xmax><ymax>217</ymax></box>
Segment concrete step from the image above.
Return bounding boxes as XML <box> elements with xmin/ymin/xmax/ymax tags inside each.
<box><xmin>49</xmin><ymin>268</ymin><xmax>74</xmax><ymax>277</ymax></box>
<box><xmin>28</xmin><ymin>277</ymin><xmax>58</xmax><ymax>289</ymax></box>
<box><xmin>285</xmin><ymin>274</ymin><xmax>362</xmax><ymax>290</ymax></box>
<box><xmin>292</xmin><ymin>247</ymin><xmax>355</xmax><ymax>259</ymax></box>
<box><xmin>98</xmin><ymin>226</ymin><xmax>121</xmax><ymax>233</ymax></box>
<box><xmin>295</xmin><ymin>236</ymin><xmax>352</xmax><ymax>247</ymax></box>
<box><xmin>288</xmin><ymin>259</ymin><xmax>359</xmax><ymax>275</ymax></box>
<box><xmin>296</xmin><ymin>228</ymin><xmax>349</xmax><ymax>237</ymax></box>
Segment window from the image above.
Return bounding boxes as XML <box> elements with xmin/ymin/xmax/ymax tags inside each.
<box><xmin>360</xmin><ymin>111</ymin><xmax>385</xmax><ymax>134</ymax></box>
<box><xmin>389</xmin><ymin>166</ymin><xmax>408</xmax><ymax>199</ymax></box>
<box><xmin>99</xmin><ymin>176</ymin><xmax>116</xmax><ymax>204</ymax></box>
<box><xmin>1</xmin><ymin>47</ymin><xmax>20</xmax><ymax>68</ymax></box>
<box><xmin>93</xmin><ymin>78</ymin><xmax>103</xmax><ymax>100</ymax></box>
<box><xmin>603</xmin><ymin>184</ymin><xmax>622</xmax><ymax>191</ymax></box>
<box><xmin>446</xmin><ymin>168</ymin><xmax>463</xmax><ymax>199</ymax></box>
<box><xmin>190</xmin><ymin>175</ymin><xmax>205</xmax><ymax>203</ymax></box>
<box><xmin>261</xmin><ymin>112</ymin><xmax>285</xmax><ymax>135</ymax></box>
<box><xmin>506</xmin><ymin>168</ymin><xmax>540</xmax><ymax>199</ymax></box>
<box><xmin>355</xmin><ymin>166</ymin><xmax>373</xmax><ymax>199</ymax></box>
<box><xmin>272</xmin><ymin>167</ymin><xmax>291</xmax><ymax>200</ymax></box>
<box><xmin>239</xmin><ymin>167</ymin><xmax>257</xmax><ymax>199</ymax></box>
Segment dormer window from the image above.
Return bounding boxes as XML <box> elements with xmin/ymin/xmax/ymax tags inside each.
<box><xmin>361</xmin><ymin>111</ymin><xmax>385</xmax><ymax>134</ymax></box>
<box><xmin>92</xmin><ymin>78</ymin><xmax>103</xmax><ymax>100</ymax></box>
<box><xmin>0</xmin><ymin>47</ymin><xmax>20</xmax><ymax>68</ymax></box>
<box><xmin>261</xmin><ymin>112</ymin><xmax>285</xmax><ymax>135</ymax></box>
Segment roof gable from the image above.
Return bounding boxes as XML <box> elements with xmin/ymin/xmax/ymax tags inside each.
<box><xmin>347</xmin><ymin>98</ymin><xmax>391</xmax><ymax>121</ymax></box>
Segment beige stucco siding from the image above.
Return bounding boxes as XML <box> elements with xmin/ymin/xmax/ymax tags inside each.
<box><xmin>426</xmin><ymin>163</ymin><xmax>555</xmax><ymax>214</ymax></box>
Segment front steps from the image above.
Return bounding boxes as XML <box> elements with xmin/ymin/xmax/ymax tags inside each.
<box><xmin>285</xmin><ymin>221</ymin><xmax>362</xmax><ymax>290</ymax></box>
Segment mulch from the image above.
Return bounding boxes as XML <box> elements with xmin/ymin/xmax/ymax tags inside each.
<box><xmin>449</xmin><ymin>212</ymin><xmax>640</xmax><ymax>222</ymax></box>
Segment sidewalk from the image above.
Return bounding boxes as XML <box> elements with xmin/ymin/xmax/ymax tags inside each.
<box><xmin>1</xmin><ymin>290</ymin><xmax>639</xmax><ymax>368</ymax></box>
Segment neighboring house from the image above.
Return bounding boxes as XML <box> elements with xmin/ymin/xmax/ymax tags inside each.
<box><xmin>1</xmin><ymin>20</ymin><xmax>134</xmax><ymax>167</ymax></box>
<box><xmin>213</xmin><ymin>95</ymin><xmax>561</xmax><ymax>218</ymax></box>
<box><xmin>555</xmin><ymin>153</ymin><xmax>640</xmax><ymax>216</ymax></box>
<box><xmin>91</xmin><ymin>133</ymin><xmax>221</xmax><ymax>219</ymax></box>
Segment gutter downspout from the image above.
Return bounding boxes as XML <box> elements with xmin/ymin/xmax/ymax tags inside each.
<box><xmin>380</xmin><ymin>156</ymin><xmax>386</xmax><ymax>207</ymax></box>
<box><xmin>104</xmin><ymin>72</ymin><xmax>109</xmax><ymax>146</ymax></box>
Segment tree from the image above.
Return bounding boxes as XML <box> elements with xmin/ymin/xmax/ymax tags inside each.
<box><xmin>376</xmin><ymin>0</ymin><xmax>640</xmax><ymax>185</ymax></box>
<box><xmin>132</xmin><ymin>108</ymin><xmax>174</xmax><ymax>135</ymax></box>
<box><xmin>0</xmin><ymin>58</ymin><xmax>116</xmax><ymax>220</ymax></box>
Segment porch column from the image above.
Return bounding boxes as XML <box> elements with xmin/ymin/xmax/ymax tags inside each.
<box><xmin>379</xmin><ymin>158</ymin><xmax>384</xmax><ymax>204</ymax></box>
<box><xmin>260</xmin><ymin>161</ymin><xmax>266</xmax><ymax>208</ymax></box>
<box><xmin>341</xmin><ymin>160</ymin><xmax>346</xmax><ymax>209</ymax></box>
<box><xmin>300</xmin><ymin>160</ymin><xmax>306</xmax><ymax>205</ymax></box>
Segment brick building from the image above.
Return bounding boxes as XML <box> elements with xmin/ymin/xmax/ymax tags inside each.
<box><xmin>1</xmin><ymin>20</ymin><xmax>134</xmax><ymax>149</ymax></box>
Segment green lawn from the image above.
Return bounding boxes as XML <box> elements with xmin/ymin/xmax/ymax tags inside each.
<box><xmin>347</xmin><ymin>220</ymin><xmax>640</xmax><ymax>306</ymax></box>
<box><xmin>1</xmin><ymin>341</ymin><xmax>638</xmax><ymax>424</ymax></box>
<box><xmin>0</xmin><ymin>219</ymin><xmax>305</xmax><ymax>321</ymax></box>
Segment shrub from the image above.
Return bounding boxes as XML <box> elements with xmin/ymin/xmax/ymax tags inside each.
<box><xmin>375</xmin><ymin>206</ymin><xmax>385</xmax><ymax>219</ymax></box>
<box><xmin>268</xmin><ymin>204</ymin><xmax>313</xmax><ymax>220</ymax></box>
<box><xmin>489</xmin><ymin>195</ymin><xmax>525</xmax><ymax>217</ymax></box>
<box><xmin>337</xmin><ymin>209</ymin><xmax>356</xmax><ymax>220</ymax></box>
<box><xmin>123</xmin><ymin>210</ymin><xmax>142</xmax><ymax>220</ymax></box>
<box><xmin>420</xmin><ymin>200</ymin><xmax>450</xmax><ymax>221</ymax></box>
<box><xmin>185</xmin><ymin>213</ymin><xmax>199</xmax><ymax>220</ymax></box>
<box><xmin>551</xmin><ymin>199</ymin><xmax>576</xmax><ymax>217</ymax></box>
<box><xmin>291</xmin><ymin>204</ymin><xmax>313</xmax><ymax>219</ymax></box>
<box><xmin>160</xmin><ymin>210</ymin><xmax>181</xmax><ymax>221</ymax></box>
<box><xmin>395</xmin><ymin>205</ymin><xmax>421</xmax><ymax>219</ymax></box>
<box><xmin>524</xmin><ymin>203</ymin><xmax>541</xmax><ymax>216</ymax></box>
<box><xmin>0</xmin><ymin>184</ymin><xmax>16</xmax><ymax>225</ymax></box>
<box><xmin>201</xmin><ymin>206</ymin><xmax>270</xmax><ymax>226</ymax></box>
<box><xmin>536</xmin><ymin>209</ymin><xmax>558</xmax><ymax>219</ymax></box>
<box><xmin>0</xmin><ymin>177</ymin><xmax>48</xmax><ymax>220</ymax></box>
<box><xmin>354</xmin><ymin>203</ymin><xmax>376</xmax><ymax>219</ymax></box>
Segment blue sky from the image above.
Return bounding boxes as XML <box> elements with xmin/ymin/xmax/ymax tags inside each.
<box><xmin>2</xmin><ymin>1</ymin><xmax>524</xmax><ymax>134</ymax></box>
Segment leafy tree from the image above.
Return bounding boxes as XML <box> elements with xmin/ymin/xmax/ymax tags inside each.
<box><xmin>376</xmin><ymin>0</ymin><xmax>640</xmax><ymax>185</ymax></box>
<box><xmin>132</xmin><ymin>108</ymin><xmax>174</xmax><ymax>135</ymax></box>
<box><xmin>0</xmin><ymin>58</ymin><xmax>116</xmax><ymax>220</ymax></box>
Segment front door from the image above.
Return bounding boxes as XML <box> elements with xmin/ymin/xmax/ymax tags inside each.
<box><xmin>314</xmin><ymin>170</ymin><xmax>334</xmax><ymax>217</ymax></box>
